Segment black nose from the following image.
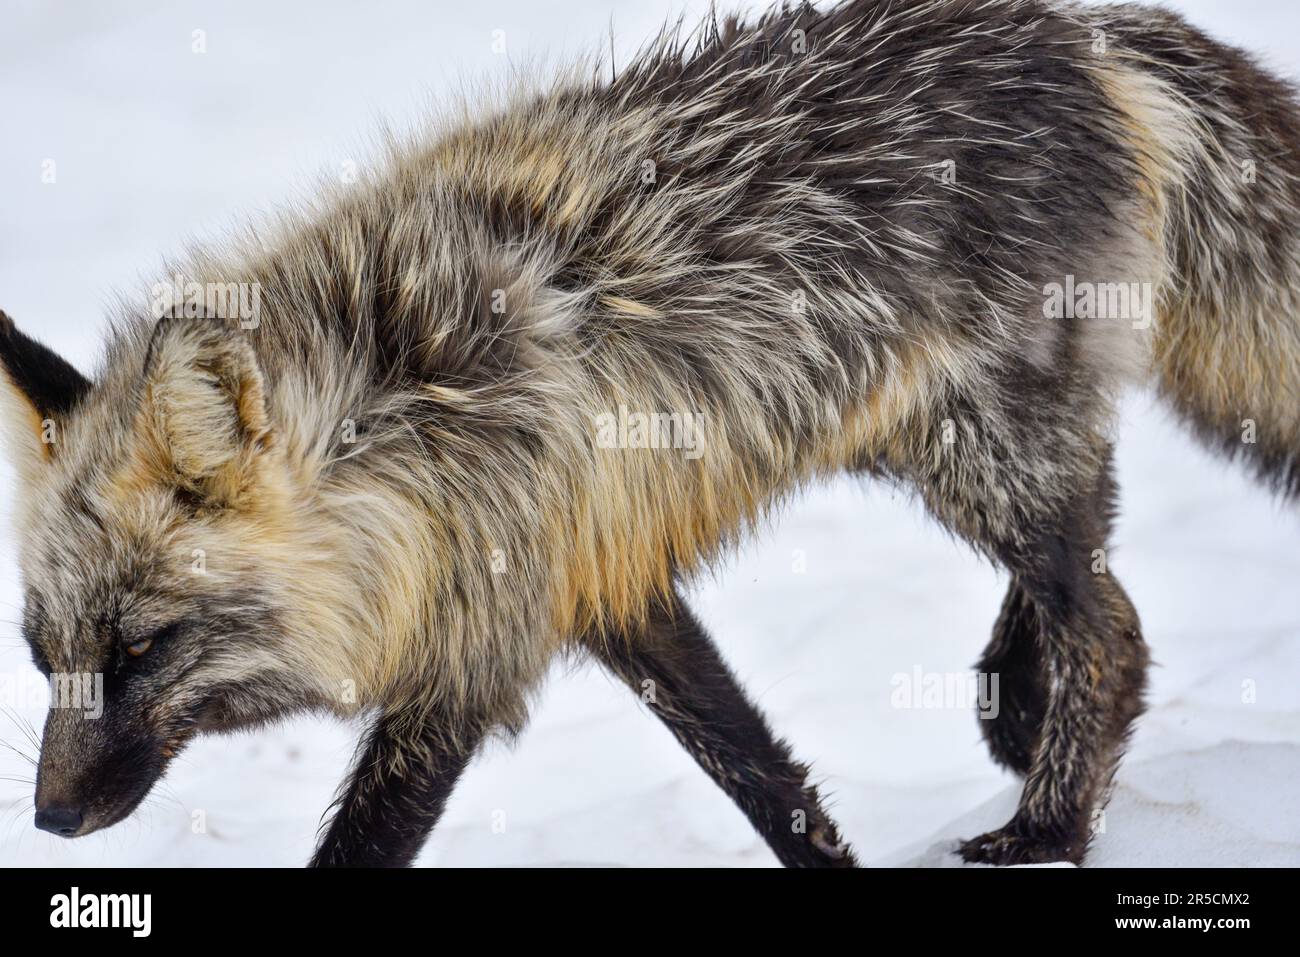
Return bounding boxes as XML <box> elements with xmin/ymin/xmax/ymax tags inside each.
<box><xmin>35</xmin><ymin>806</ymin><xmax>83</xmax><ymax>837</ymax></box>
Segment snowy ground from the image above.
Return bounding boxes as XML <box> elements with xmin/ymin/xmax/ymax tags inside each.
<box><xmin>0</xmin><ymin>0</ymin><xmax>1297</xmax><ymax>867</ymax></box>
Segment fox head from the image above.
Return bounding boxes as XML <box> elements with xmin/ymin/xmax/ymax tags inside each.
<box><xmin>0</xmin><ymin>311</ymin><xmax>352</xmax><ymax>838</ymax></box>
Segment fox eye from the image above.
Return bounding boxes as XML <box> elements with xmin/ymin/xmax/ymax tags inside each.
<box><xmin>124</xmin><ymin>622</ymin><xmax>180</xmax><ymax>659</ymax></box>
<box><xmin>125</xmin><ymin>636</ymin><xmax>154</xmax><ymax>657</ymax></box>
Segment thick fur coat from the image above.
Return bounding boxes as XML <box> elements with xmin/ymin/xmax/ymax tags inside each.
<box><xmin>2</xmin><ymin>0</ymin><xmax>1297</xmax><ymax>865</ymax></box>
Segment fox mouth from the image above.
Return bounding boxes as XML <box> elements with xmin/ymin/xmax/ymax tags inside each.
<box><xmin>92</xmin><ymin>782</ymin><xmax>161</xmax><ymax>834</ymax></box>
<box><xmin>35</xmin><ymin>782</ymin><xmax>156</xmax><ymax>839</ymax></box>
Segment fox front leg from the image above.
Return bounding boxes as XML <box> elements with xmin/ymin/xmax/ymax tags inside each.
<box><xmin>310</xmin><ymin>710</ymin><xmax>482</xmax><ymax>867</ymax></box>
<box><xmin>587</xmin><ymin>590</ymin><xmax>857</xmax><ymax>867</ymax></box>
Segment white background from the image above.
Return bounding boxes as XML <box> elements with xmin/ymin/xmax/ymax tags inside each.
<box><xmin>0</xmin><ymin>0</ymin><xmax>1297</xmax><ymax>866</ymax></box>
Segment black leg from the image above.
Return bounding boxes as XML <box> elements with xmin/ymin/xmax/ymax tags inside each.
<box><xmin>959</xmin><ymin>461</ymin><xmax>1148</xmax><ymax>865</ymax></box>
<box><xmin>310</xmin><ymin>710</ymin><xmax>481</xmax><ymax>867</ymax></box>
<box><xmin>587</xmin><ymin>591</ymin><xmax>856</xmax><ymax>868</ymax></box>
<box><xmin>976</xmin><ymin>579</ymin><xmax>1048</xmax><ymax>776</ymax></box>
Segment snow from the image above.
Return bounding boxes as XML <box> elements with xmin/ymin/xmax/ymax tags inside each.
<box><xmin>0</xmin><ymin>0</ymin><xmax>1297</xmax><ymax>867</ymax></box>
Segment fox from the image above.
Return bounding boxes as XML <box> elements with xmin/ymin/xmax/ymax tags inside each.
<box><xmin>2</xmin><ymin>0</ymin><xmax>1298</xmax><ymax>868</ymax></box>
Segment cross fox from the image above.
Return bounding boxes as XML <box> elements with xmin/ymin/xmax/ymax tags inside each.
<box><xmin>2</xmin><ymin>0</ymin><xmax>1297</xmax><ymax>867</ymax></box>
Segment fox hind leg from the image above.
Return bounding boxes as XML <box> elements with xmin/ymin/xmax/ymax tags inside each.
<box><xmin>585</xmin><ymin>590</ymin><xmax>857</xmax><ymax>868</ymax></box>
<box><xmin>961</xmin><ymin>519</ymin><xmax>1147</xmax><ymax>864</ymax></box>
<box><xmin>894</xmin><ymin>392</ymin><xmax>1149</xmax><ymax>865</ymax></box>
<box><xmin>959</xmin><ymin>456</ymin><xmax>1147</xmax><ymax>865</ymax></box>
<box><xmin>977</xmin><ymin>579</ymin><xmax>1049</xmax><ymax>776</ymax></box>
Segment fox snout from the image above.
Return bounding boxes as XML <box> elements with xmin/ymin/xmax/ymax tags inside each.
<box><xmin>34</xmin><ymin>705</ymin><xmax>169</xmax><ymax>839</ymax></box>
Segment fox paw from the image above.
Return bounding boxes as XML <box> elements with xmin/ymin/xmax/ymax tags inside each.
<box><xmin>810</xmin><ymin>825</ymin><xmax>858</xmax><ymax>867</ymax></box>
<box><xmin>958</xmin><ymin>825</ymin><xmax>1083</xmax><ymax>866</ymax></box>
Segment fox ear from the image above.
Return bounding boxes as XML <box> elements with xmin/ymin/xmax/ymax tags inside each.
<box><xmin>142</xmin><ymin>317</ymin><xmax>272</xmax><ymax>506</ymax></box>
<box><xmin>0</xmin><ymin>310</ymin><xmax>92</xmax><ymax>471</ymax></box>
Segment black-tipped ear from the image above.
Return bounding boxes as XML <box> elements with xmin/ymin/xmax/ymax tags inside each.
<box><xmin>0</xmin><ymin>310</ymin><xmax>92</xmax><ymax>420</ymax></box>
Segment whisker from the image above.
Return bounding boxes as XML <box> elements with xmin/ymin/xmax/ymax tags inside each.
<box><xmin>0</xmin><ymin>738</ymin><xmax>37</xmax><ymax>768</ymax></box>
